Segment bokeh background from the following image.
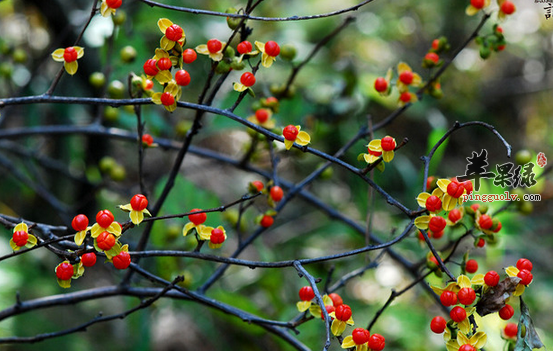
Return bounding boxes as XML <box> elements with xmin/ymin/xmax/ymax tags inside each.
<box><xmin>0</xmin><ymin>0</ymin><xmax>551</xmax><ymax>350</ymax></box>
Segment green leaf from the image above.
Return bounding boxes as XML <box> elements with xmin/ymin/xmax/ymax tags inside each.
<box><xmin>514</xmin><ymin>296</ymin><xmax>545</xmax><ymax>351</ymax></box>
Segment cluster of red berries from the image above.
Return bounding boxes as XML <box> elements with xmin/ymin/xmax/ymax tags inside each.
<box><xmin>248</xmin><ymin>180</ymin><xmax>285</xmax><ymax>228</ymax></box>
<box><xmin>139</xmin><ymin>19</ymin><xmax>197</xmax><ymax>111</ymax></box>
<box><xmin>374</xmin><ymin>37</ymin><xmax>450</xmax><ymax>104</ymax></box>
<box><xmin>54</xmin><ymin>194</ymin><xmax>149</xmax><ymax>288</ymax></box>
<box><xmin>297</xmin><ymin>287</ymin><xmax>385</xmax><ymax>349</ymax></box>
<box><xmin>184</xmin><ymin>208</ymin><xmax>229</xmax><ymax>249</ymax></box>
<box><xmin>423</xmin><ymin>36</ymin><xmax>449</xmax><ymax>69</ymax></box>
<box><xmin>430</xmin><ymin>258</ymin><xmax>535</xmax><ymax>350</ymax></box>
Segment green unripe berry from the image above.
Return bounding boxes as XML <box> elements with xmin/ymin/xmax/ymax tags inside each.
<box><xmin>108</xmin><ymin>80</ymin><xmax>125</xmax><ymax>98</ymax></box>
<box><xmin>226</xmin><ymin>7</ymin><xmax>242</xmax><ymax>30</ymax></box>
<box><xmin>223</xmin><ymin>46</ymin><xmax>235</xmax><ymax>58</ymax></box>
<box><xmin>230</xmin><ymin>57</ymin><xmax>246</xmax><ymax>71</ymax></box>
<box><xmin>112</xmin><ymin>10</ymin><xmax>127</xmax><ymax>26</ymax></box>
<box><xmin>99</xmin><ymin>156</ymin><xmax>117</xmax><ymax>173</ymax></box>
<box><xmin>518</xmin><ymin>201</ymin><xmax>533</xmax><ymax>215</ymax></box>
<box><xmin>0</xmin><ymin>62</ymin><xmax>13</xmax><ymax>78</ymax></box>
<box><xmin>12</xmin><ymin>48</ymin><xmax>27</xmax><ymax>63</ymax></box>
<box><xmin>215</xmin><ymin>60</ymin><xmax>231</xmax><ymax>74</ymax></box>
<box><xmin>515</xmin><ymin>150</ymin><xmax>532</xmax><ymax>165</ymax></box>
<box><xmin>103</xmin><ymin>106</ymin><xmax>119</xmax><ymax>122</ymax></box>
<box><xmin>479</xmin><ymin>46</ymin><xmax>491</xmax><ymax>59</ymax></box>
<box><xmin>110</xmin><ymin>164</ymin><xmax>126</xmax><ymax>181</ymax></box>
<box><xmin>89</xmin><ymin>72</ymin><xmax>106</xmax><ymax>88</ymax></box>
<box><xmin>120</xmin><ymin>46</ymin><xmax>137</xmax><ymax>63</ymax></box>
<box><xmin>279</xmin><ymin>44</ymin><xmax>297</xmax><ymax>61</ymax></box>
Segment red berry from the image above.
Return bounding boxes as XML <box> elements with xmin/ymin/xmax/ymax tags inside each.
<box><xmin>207</xmin><ymin>39</ymin><xmax>222</xmax><ymax>53</ymax></box>
<box><xmin>399</xmin><ymin>92</ymin><xmax>412</xmax><ymax>103</ymax></box>
<box><xmin>428</xmin><ymin>216</ymin><xmax>446</xmax><ymax>233</ymax></box>
<box><xmin>425</xmin><ymin>52</ymin><xmax>439</xmax><ymax>64</ymax></box>
<box><xmin>428</xmin><ymin>255</ymin><xmax>439</xmax><ymax>268</ymax></box>
<box><xmin>516</xmin><ymin>258</ymin><xmax>533</xmax><ymax>272</ymax></box>
<box><xmin>484</xmin><ymin>271</ymin><xmax>500</xmax><ymax>286</ymax></box>
<box><xmin>81</xmin><ymin>252</ymin><xmax>97</xmax><ymax>267</ymax></box>
<box><xmin>71</xmin><ymin>214</ymin><xmax>89</xmax><ymax>232</ymax></box>
<box><xmin>492</xmin><ymin>221</ymin><xmax>502</xmax><ymax>233</ymax></box>
<box><xmin>283</xmin><ymin>125</ymin><xmax>299</xmax><ymax>141</ymax></box>
<box><xmin>165</xmin><ymin>24</ymin><xmax>183</xmax><ymax>42</ymax></box>
<box><xmin>175</xmin><ymin>69</ymin><xmax>191</xmax><ymax>86</ymax></box>
<box><xmin>448</xmin><ymin>209</ymin><xmax>462</xmax><ymax>223</ymax></box>
<box><xmin>298</xmin><ymin>286</ymin><xmax>315</xmax><ymax>301</ymax></box>
<box><xmin>143</xmin><ymin>59</ymin><xmax>159</xmax><ymax>76</ymax></box>
<box><xmin>470</xmin><ymin>0</ymin><xmax>485</xmax><ymax>9</ymax></box>
<box><xmin>425</xmin><ymin>195</ymin><xmax>442</xmax><ymax>212</ymax></box>
<box><xmin>447</xmin><ymin>181</ymin><xmax>465</xmax><ymax>198</ymax></box>
<box><xmin>328</xmin><ymin>293</ymin><xmax>343</xmax><ymax>307</ymax></box>
<box><xmin>237</xmin><ymin>41</ymin><xmax>253</xmax><ymax>55</ymax></box>
<box><xmin>500</xmin><ymin>1</ymin><xmax>516</xmax><ymax>15</ymax></box>
<box><xmin>476</xmin><ymin>238</ymin><xmax>485</xmax><ymax>247</ymax></box>
<box><xmin>450</xmin><ymin>306</ymin><xmax>467</xmax><ymax>323</ymax></box>
<box><xmin>182</xmin><ymin>48</ymin><xmax>197</xmax><ymax>63</ymax></box>
<box><xmin>240</xmin><ymin>72</ymin><xmax>256</xmax><ymax>87</ymax></box>
<box><xmin>470</xmin><ymin>204</ymin><xmax>480</xmax><ymax>212</ymax></box>
<box><xmin>351</xmin><ymin>328</ymin><xmax>370</xmax><ymax>345</ymax></box>
<box><xmin>12</xmin><ymin>230</ymin><xmax>28</xmax><ymax>247</ymax></box>
<box><xmin>431</xmin><ymin>229</ymin><xmax>444</xmax><ymax>239</ymax></box>
<box><xmin>431</xmin><ymin>39</ymin><xmax>440</xmax><ymax>50</ymax></box>
<box><xmin>504</xmin><ymin>323</ymin><xmax>518</xmax><ymax>338</ymax></box>
<box><xmin>56</xmin><ymin>262</ymin><xmax>74</xmax><ymax>280</ymax></box>
<box><xmin>380</xmin><ymin>136</ymin><xmax>396</xmax><ymax>152</ymax></box>
<box><xmin>260</xmin><ymin>215</ymin><xmax>274</xmax><ymax>228</ymax></box>
<box><xmin>369</xmin><ymin>333</ymin><xmax>385</xmax><ymax>351</ymax></box>
<box><xmin>96</xmin><ymin>209</ymin><xmax>114</xmax><ymax>228</ymax></box>
<box><xmin>270</xmin><ymin>186</ymin><xmax>284</xmax><ymax>202</ymax></box>
<box><xmin>96</xmin><ymin>231</ymin><xmax>116</xmax><ymax>251</ymax></box>
<box><xmin>440</xmin><ymin>290</ymin><xmax>458</xmax><ymax>307</ymax></box>
<box><xmin>430</xmin><ymin>316</ymin><xmax>447</xmax><ymax>334</ymax></box>
<box><xmin>160</xmin><ymin>92</ymin><xmax>175</xmax><ymax>106</ymax></box>
<box><xmin>374</xmin><ymin>77</ymin><xmax>388</xmax><ymax>93</ymax></box>
<box><xmin>188</xmin><ymin>208</ymin><xmax>206</xmax><ymax>225</ymax></box>
<box><xmin>499</xmin><ymin>304</ymin><xmax>514</xmax><ymax>320</ymax></box>
<box><xmin>142</xmin><ymin>134</ymin><xmax>154</xmax><ymax>146</ymax></box>
<box><xmin>143</xmin><ymin>79</ymin><xmax>154</xmax><ymax>90</ymax></box>
<box><xmin>478</xmin><ymin>214</ymin><xmax>493</xmax><ymax>230</ymax></box>
<box><xmin>255</xmin><ymin>109</ymin><xmax>270</xmax><ymax>123</ymax></box>
<box><xmin>459</xmin><ymin>345</ymin><xmax>476</xmax><ymax>351</ymax></box>
<box><xmin>321</xmin><ymin>305</ymin><xmax>335</xmax><ymax>320</ymax></box>
<box><xmin>251</xmin><ymin>180</ymin><xmax>264</xmax><ymax>192</ymax></box>
<box><xmin>264</xmin><ymin>41</ymin><xmax>280</xmax><ymax>57</ymax></box>
<box><xmin>334</xmin><ymin>304</ymin><xmax>352</xmax><ymax>321</ymax></box>
<box><xmin>458</xmin><ymin>287</ymin><xmax>476</xmax><ymax>305</ymax></box>
<box><xmin>157</xmin><ymin>57</ymin><xmax>172</xmax><ymax>71</ymax></box>
<box><xmin>112</xmin><ymin>251</ymin><xmax>131</xmax><ymax>270</ymax></box>
<box><xmin>517</xmin><ymin>269</ymin><xmax>533</xmax><ymax>286</ymax></box>
<box><xmin>417</xmin><ymin>230</ymin><xmax>426</xmax><ymax>241</ymax></box>
<box><xmin>130</xmin><ymin>194</ymin><xmax>148</xmax><ymax>211</ymax></box>
<box><xmin>462</xmin><ymin>180</ymin><xmax>473</xmax><ymax>194</ymax></box>
<box><xmin>106</xmin><ymin>0</ymin><xmax>122</xmax><ymax>9</ymax></box>
<box><xmin>426</xmin><ymin>176</ymin><xmax>435</xmax><ymax>191</ymax></box>
<box><xmin>465</xmin><ymin>259</ymin><xmax>478</xmax><ymax>274</ymax></box>
<box><xmin>210</xmin><ymin>228</ymin><xmax>226</xmax><ymax>244</ymax></box>
<box><xmin>399</xmin><ymin>71</ymin><xmax>414</xmax><ymax>85</ymax></box>
<box><xmin>63</xmin><ymin>47</ymin><xmax>78</xmax><ymax>63</ymax></box>
<box><xmin>368</xmin><ymin>149</ymin><xmax>382</xmax><ymax>157</ymax></box>
<box><xmin>496</xmin><ymin>26</ymin><xmax>504</xmax><ymax>34</ymax></box>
